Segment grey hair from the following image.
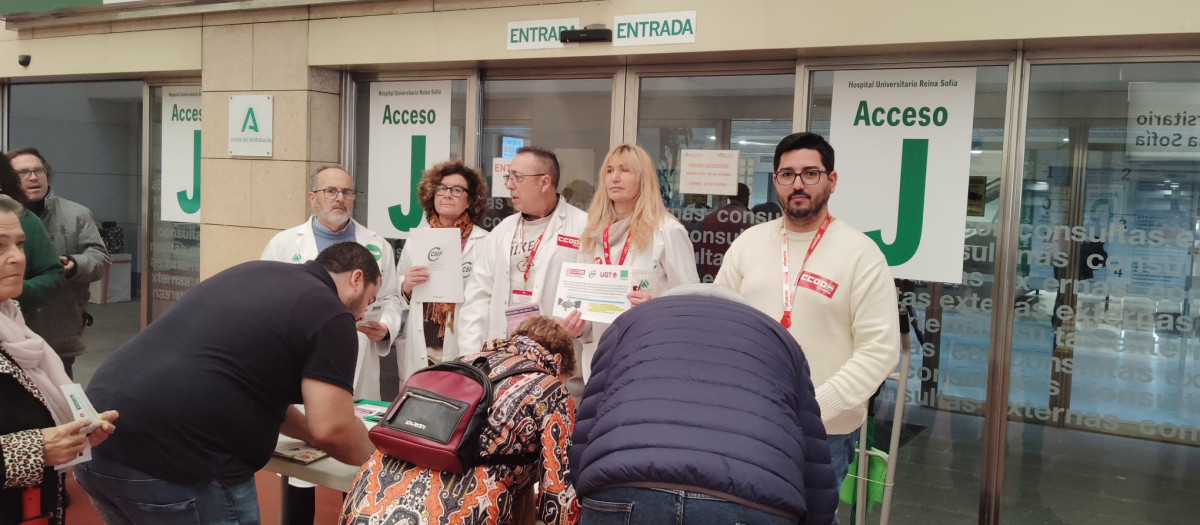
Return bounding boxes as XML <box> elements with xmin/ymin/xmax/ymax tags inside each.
<box><xmin>0</xmin><ymin>194</ymin><xmax>22</xmax><ymax>215</ymax></box>
<box><xmin>308</xmin><ymin>164</ymin><xmax>350</xmax><ymax>191</ymax></box>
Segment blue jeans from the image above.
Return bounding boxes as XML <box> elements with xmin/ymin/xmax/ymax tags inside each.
<box><xmin>827</xmin><ymin>431</ymin><xmax>859</xmax><ymax>525</ymax></box>
<box><xmin>581</xmin><ymin>487</ymin><xmax>796</xmax><ymax>525</ymax></box>
<box><xmin>74</xmin><ymin>450</ymin><xmax>260</xmax><ymax>525</ymax></box>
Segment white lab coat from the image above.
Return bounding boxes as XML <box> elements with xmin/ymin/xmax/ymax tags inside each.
<box><xmin>395</xmin><ymin>219</ymin><xmax>489</xmax><ymax>380</ymax></box>
<box><xmin>575</xmin><ymin>216</ymin><xmax>699</xmax><ymax>381</ymax></box>
<box><xmin>260</xmin><ymin>217</ymin><xmax>402</xmax><ymax>401</ymax></box>
<box><xmin>457</xmin><ymin>197</ymin><xmax>588</xmax><ymax>353</ymax></box>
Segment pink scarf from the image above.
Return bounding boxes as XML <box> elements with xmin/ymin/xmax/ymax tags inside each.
<box><xmin>1</xmin><ymin>299</ymin><xmax>73</xmax><ymax>424</ymax></box>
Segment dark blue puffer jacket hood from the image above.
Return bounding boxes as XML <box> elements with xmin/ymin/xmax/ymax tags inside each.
<box><xmin>569</xmin><ymin>288</ymin><xmax>838</xmax><ymax>523</ymax></box>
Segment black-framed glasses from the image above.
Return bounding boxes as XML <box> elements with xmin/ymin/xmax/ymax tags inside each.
<box><xmin>774</xmin><ymin>169</ymin><xmax>828</xmax><ymax>186</ymax></box>
<box><xmin>312</xmin><ymin>187</ymin><xmax>358</xmax><ymax>200</ymax></box>
<box><xmin>16</xmin><ymin>167</ymin><xmax>46</xmax><ymax>180</ymax></box>
<box><xmin>503</xmin><ymin>172</ymin><xmax>547</xmax><ymax>184</ymax></box>
<box><xmin>434</xmin><ymin>184</ymin><xmax>470</xmax><ymax>197</ymax></box>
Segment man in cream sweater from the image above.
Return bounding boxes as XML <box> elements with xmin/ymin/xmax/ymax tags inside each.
<box><xmin>716</xmin><ymin>132</ymin><xmax>899</xmax><ymax>499</ymax></box>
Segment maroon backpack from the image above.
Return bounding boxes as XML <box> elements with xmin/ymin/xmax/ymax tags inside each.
<box><xmin>368</xmin><ymin>357</ymin><xmax>541</xmax><ymax>474</ymax></box>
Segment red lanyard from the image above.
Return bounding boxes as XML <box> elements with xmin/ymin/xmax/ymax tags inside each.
<box><xmin>602</xmin><ymin>224</ymin><xmax>632</xmax><ymax>266</ymax></box>
<box><xmin>517</xmin><ymin>217</ymin><xmax>547</xmax><ymax>284</ymax></box>
<box><xmin>780</xmin><ymin>214</ymin><xmax>832</xmax><ymax>328</ymax></box>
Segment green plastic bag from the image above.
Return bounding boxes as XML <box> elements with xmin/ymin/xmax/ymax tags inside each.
<box><xmin>839</xmin><ymin>447</ymin><xmax>888</xmax><ymax>512</ymax></box>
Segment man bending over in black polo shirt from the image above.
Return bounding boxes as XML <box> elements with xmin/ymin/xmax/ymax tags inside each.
<box><xmin>77</xmin><ymin>242</ymin><xmax>381</xmax><ymax>525</ymax></box>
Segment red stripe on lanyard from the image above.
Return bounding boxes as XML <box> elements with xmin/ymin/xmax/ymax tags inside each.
<box><xmin>780</xmin><ymin>214</ymin><xmax>832</xmax><ymax>328</ymax></box>
<box><xmin>518</xmin><ymin>217</ymin><xmax>548</xmax><ymax>285</ymax></box>
<box><xmin>602</xmin><ymin>224</ymin><xmax>632</xmax><ymax>266</ymax></box>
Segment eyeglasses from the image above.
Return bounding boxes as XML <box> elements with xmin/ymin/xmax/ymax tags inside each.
<box><xmin>503</xmin><ymin>172</ymin><xmax>547</xmax><ymax>184</ymax></box>
<box><xmin>312</xmin><ymin>187</ymin><xmax>358</xmax><ymax>200</ymax></box>
<box><xmin>434</xmin><ymin>184</ymin><xmax>470</xmax><ymax>197</ymax></box>
<box><xmin>774</xmin><ymin>169</ymin><xmax>829</xmax><ymax>186</ymax></box>
<box><xmin>16</xmin><ymin>167</ymin><xmax>46</xmax><ymax>180</ymax></box>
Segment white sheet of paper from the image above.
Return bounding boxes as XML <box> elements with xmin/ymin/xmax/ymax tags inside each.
<box><xmin>60</xmin><ymin>383</ymin><xmax>102</xmax><ymax>431</ymax></box>
<box><xmin>356</xmin><ymin>303</ymin><xmax>385</xmax><ymax>327</ymax></box>
<box><xmin>552</xmin><ymin>261</ymin><xmax>632</xmax><ymax>324</ymax></box>
<box><xmin>56</xmin><ymin>383</ymin><xmax>101</xmax><ymax>470</ymax></box>
<box><xmin>408</xmin><ymin>228</ymin><xmax>465</xmax><ymax>303</ymax></box>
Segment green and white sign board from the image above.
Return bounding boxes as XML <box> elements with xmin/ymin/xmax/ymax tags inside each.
<box><xmin>1126</xmin><ymin>82</ymin><xmax>1200</xmax><ymax>160</ymax></box>
<box><xmin>613</xmin><ymin>11</ymin><xmax>695</xmax><ymax>47</ymax></box>
<box><xmin>507</xmin><ymin>18</ymin><xmax>580</xmax><ymax>50</ymax></box>
<box><xmin>829</xmin><ymin>67</ymin><xmax>977</xmax><ymax>283</ymax></box>
<box><xmin>228</xmin><ymin>94</ymin><xmax>273</xmax><ymax>157</ymax></box>
<box><xmin>368</xmin><ymin>80</ymin><xmax>452</xmax><ymax>239</ymax></box>
<box><xmin>161</xmin><ymin>86</ymin><xmax>202</xmax><ymax>223</ymax></box>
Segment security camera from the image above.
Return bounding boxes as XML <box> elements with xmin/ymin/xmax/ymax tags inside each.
<box><xmin>18</xmin><ymin>55</ymin><xmax>30</xmax><ymax>67</ymax></box>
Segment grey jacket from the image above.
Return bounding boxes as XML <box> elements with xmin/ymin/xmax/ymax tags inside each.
<box><xmin>29</xmin><ymin>191</ymin><xmax>110</xmax><ymax>358</ymax></box>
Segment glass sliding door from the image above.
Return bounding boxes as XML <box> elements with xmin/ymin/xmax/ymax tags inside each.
<box><xmin>1006</xmin><ymin>61</ymin><xmax>1200</xmax><ymax>524</ymax></box>
<box><xmin>809</xmin><ymin>65</ymin><xmax>1011</xmax><ymax>524</ymax></box>
<box><xmin>635</xmin><ymin>73</ymin><xmax>795</xmax><ymax>282</ymax></box>
<box><xmin>481</xmin><ymin>77</ymin><xmax>613</xmax><ymax>227</ymax></box>
<box><xmin>8</xmin><ymin>80</ymin><xmax>144</xmax><ymax>386</ymax></box>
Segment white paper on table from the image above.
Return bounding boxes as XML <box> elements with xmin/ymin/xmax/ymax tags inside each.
<box><xmin>551</xmin><ymin>261</ymin><xmax>632</xmax><ymax>324</ymax></box>
<box><xmin>408</xmin><ymin>228</ymin><xmax>465</xmax><ymax>304</ymax></box>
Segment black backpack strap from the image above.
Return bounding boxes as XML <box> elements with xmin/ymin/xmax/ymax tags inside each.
<box><xmin>489</xmin><ymin>366</ymin><xmax>544</xmax><ymax>385</ymax></box>
<box><xmin>478</xmin><ymin>451</ymin><xmax>540</xmax><ymax>466</ymax></box>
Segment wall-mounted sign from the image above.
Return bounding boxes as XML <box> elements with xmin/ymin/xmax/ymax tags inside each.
<box><xmin>507</xmin><ymin>18</ymin><xmax>580</xmax><ymax>50</ymax></box>
<box><xmin>227</xmin><ymin>94</ymin><xmax>272</xmax><ymax>157</ymax></box>
<box><xmin>501</xmin><ymin>136</ymin><xmax>524</xmax><ymax>158</ymax></box>
<box><xmin>1126</xmin><ymin>82</ymin><xmax>1200</xmax><ymax>160</ymax></box>
<box><xmin>368</xmin><ymin>80</ymin><xmax>452</xmax><ymax>238</ymax></box>
<box><xmin>491</xmin><ymin>157</ymin><xmax>512</xmax><ymax>199</ymax></box>
<box><xmin>613</xmin><ymin>10</ymin><xmax>695</xmax><ymax>47</ymax></box>
<box><xmin>161</xmin><ymin>86</ymin><xmax>201</xmax><ymax>222</ymax></box>
<box><xmin>679</xmin><ymin>149</ymin><xmax>738</xmax><ymax>196</ymax></box>
<box><xmin>829</xmin><ymin>67</ymin><xmax>977</xmax><ymax>283</ymax></box>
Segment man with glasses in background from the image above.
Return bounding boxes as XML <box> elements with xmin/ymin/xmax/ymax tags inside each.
<box><xmin>716</xmin><ymin>132</ymin><xmax>899</xmax><ymax>517</ymax></box>
<box><xmin>458</xmin><ymin>146</ymin><xmax>587</xmax><ymax>356</ymax></box>
<box><xmin>7</xmin><ymin>147</ymin><xmax>110</xmax><ymax>379</ymax></box>
<box><xmin>261</xmin><ymin>165</ymin><xmax>400</xmax><ymax>525</ymax></box>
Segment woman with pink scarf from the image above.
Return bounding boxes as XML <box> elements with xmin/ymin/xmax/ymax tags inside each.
<box><xmin>0</xmin><ymin>190</ymin><xmax>117</xmax><ymax>525</ymax></box>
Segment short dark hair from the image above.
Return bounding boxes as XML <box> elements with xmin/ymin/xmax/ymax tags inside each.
<box><xmin>417</xmin><ymin>159</ymin><xmax>488</xmax><ymax>224</ymax></box>
<box><xmin>516</xmin><ymin>146</ymin><xmax>561</xmax><ymax>188</ymax></box>
<box><xmin>6</xmin><ymin>147</ymin><xmax>53</xmax><ymax>182</ymax></box>
<box><xmin>773</xmin><ymin>132</ymin><xmax>835</xmax><ymax>173</ymax></box>
<box><xmin>315</xmin><ymin>242</ymin><xmax>381</xmax><ymax>285</ymax></box>
<box><xmin>0</xmin><ymin>155</ymin><xmax>27</xmax><ymax>206</ymax></box>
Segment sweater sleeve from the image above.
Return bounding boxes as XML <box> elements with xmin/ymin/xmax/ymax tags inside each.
<box><xmin>661</xmin><ymin>220</ymin><xmax>699</xmax><ymax>291</ymax></box>
<box><xmin>17</xmin><ymin>211</ymin><xmax>66</xmax><ymax>308</ymax></box>
<box><xmin>2</xmin><ymin>428</ymin><xmax>46</xmax><ymax>489</ymax></box>
<box><xmin>457</xmin><ymin>232</ymin><xmax>497</xmax><ymax>354</ymax></box>
<box><xmin>713</xmin><ymin>230</ymin><xmax>746</xmax><ymax>292</ymax></box>
<box><xmin>812</xmin><ymin>252</ymin><xmax>900</xmax><ymax>425</ymax></box>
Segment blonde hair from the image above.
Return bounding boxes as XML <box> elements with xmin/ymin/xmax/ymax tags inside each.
<box><xmin>581</xmin><ymin>144</ymin><xmax>669</xmax><ymax>254</ymax></box>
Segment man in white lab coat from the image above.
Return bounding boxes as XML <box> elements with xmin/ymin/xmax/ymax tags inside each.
<box><xmin>457</xmin><ymin>146</ymin><xmax>588</xmax><ymax>354</ymax></box>
<box><xmin>260</xmin><ymin>165</ymin><xmax>401</xmax><ymax>525</ymax></box>
<box><xmin>261</xmin><ymin>165</ymin><xmax>401</xmax><ymax>401</ymax></box>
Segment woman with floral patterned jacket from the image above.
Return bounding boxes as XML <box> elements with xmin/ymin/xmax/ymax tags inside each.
<box><xmin>340</xmin><ymin>316</ymin><xmax>580</xmax><ymax>525</ymax></box>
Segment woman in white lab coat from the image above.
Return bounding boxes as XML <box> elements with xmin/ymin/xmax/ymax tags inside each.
<box><xmin>397</xmin><ymin>160</ymin><xmax>490</xmax><ymax>379</ymax></box>
<box><xmin>576</xmin><ymin>144</ymin><xmax>698</xmax><ymax>381</ymax></box>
